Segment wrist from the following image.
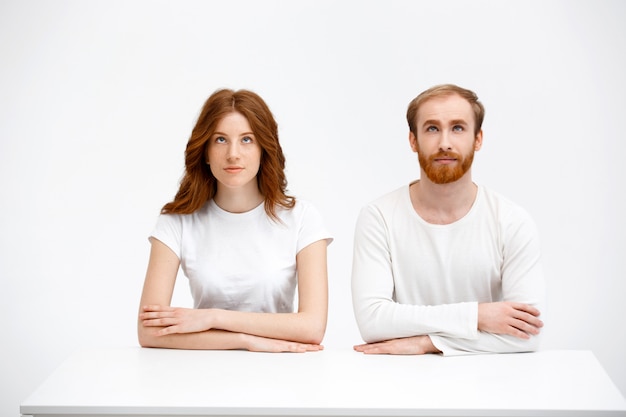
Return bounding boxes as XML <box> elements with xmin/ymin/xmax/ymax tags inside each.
<box><xmin>204</xmin><ymin>308</ymin><xmax>220</xmax><ymax>331</ymax></box>
<box><xmin>238</xmin><ymin>332</ymin><xmax>251</xmax><ymax>350</ymax></box>
<box><xmin>421</xmin><ymin>335</ymin><xmax>441</xmax><ymax>354</ymax></box>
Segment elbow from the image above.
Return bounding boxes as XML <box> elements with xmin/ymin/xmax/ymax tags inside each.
<box><xmin>138</xmin><ymin>333</ymin><xmax>153</xmax><ymax>348</ymax></box>
<box><xmin>305</xmin><ymin>322</ymin><xmax>327</xmax><ymax>345</ymax></box>
<box><xmin>354</xmin><ymin>312</ymin><xmax>376</xmax><ymax>343</ymax></box>
<box><xmin>304</xmin><ymin>332</ymin><xmax>324</xmax><ymax>346</ymax></box>
<box><xmin>137</xmin><ymin>330</ymin><xmax>152</xmax><ymax>348</ymax></box>
<box><xmin>297</xmin><ymin>315</ymin><xmax>327</xmax><ymax>345</ymax></box>
<box><xmin>358</xmin><ymin>325</ymin><xmax>382</xmax><ymax>344</ymax></box>
<box><xmin>137</xmin><ymin>325</ymin><xmax>161</xmax><ymax>348</ymax></box>
<box><xmin>355</xmin><ymin>318</ymin><xmax>386</xmax><ymax>344</ymax></box>
<box><xmin>353</xmin><ymin>303</ymin><xmax>387</xmax><ymax>344</ymax></box>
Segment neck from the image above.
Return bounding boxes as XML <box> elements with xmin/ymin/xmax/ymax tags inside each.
<box><xmin>409</xmin><ymin>171</ymin><xmax>477</xmax><ymax>225</ymax></box>
<box><xmin>214</xmin><ymin>184</ymin><xmax>264</xmax><ymax>214</ymax></box>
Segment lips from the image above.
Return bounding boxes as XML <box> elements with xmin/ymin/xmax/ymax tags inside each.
<box><xmin>224</xmin><ymin>166</ymin><xmax>244</xmax><ymax>173</ymax></box>
<box><xmin>432</xmin><ymin>152</ymin><xmax>459</xmax><ymax>164</ymax></box>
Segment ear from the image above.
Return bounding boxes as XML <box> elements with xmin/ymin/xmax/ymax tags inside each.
<box><xmin>409</xmin><ymin>131</ymin><xmax>418</xmax><ymax>152</ymax></box>
<box><xmin>474</xmin><ymin>130</ymin><xmax>483</xmax><ymax>151</ymax></box>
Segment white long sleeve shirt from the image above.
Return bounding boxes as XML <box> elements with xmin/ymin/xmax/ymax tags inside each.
<box><xmin>351</xmin><ymin>183</ymin><xmax>545</xmax><ymax>355</ymax></box>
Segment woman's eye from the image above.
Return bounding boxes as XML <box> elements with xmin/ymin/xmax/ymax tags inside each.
<box><xmin>242</xmin><ymin>136</ymin><xmax>253</xmax><ymax>144</ymax></box>
<box><xmin>215</xmin><ymin>136</ymin><xmax>226</xmax><ymax>143</ymax></box>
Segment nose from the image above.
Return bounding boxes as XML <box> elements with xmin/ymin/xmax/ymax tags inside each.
<box><xmin>227</xmin><ymin>142</ymin><xmax>240</xmax><ymax>160</ymax></box>
<box><xmin>438</xmin><ymin>130</ymin><xmax>452</xmax><ymax>151</ymax></box>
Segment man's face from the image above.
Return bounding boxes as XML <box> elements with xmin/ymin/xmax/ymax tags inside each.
<box><xmin>409</xmin><ymin>94</ymin><xmax>482</xmax><ymax>184</ymax></box>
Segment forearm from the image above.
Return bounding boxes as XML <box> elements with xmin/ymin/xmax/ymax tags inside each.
<box><xmin>211</xmin><ymin>309</ymin><xmax>326</xmax><ymax>345</ymax></box>
<box><xmin>207</xmin><ymin>239</ymin><xmax>329</xmax><ymax>345</ymax></box>
<box><xmin>353</xmin><ymin>299</ymin><xmax>478</xmax><ymax>343</ymax></box>
<box><xmin>138</xmin><ymin>323</ymin><xmax>246</xmax><ymax>350</ymax></box>
<box><xmin>138</xmin><ymin>320</ymin><xmax>324</xmax><ymax>353</ymax></box>
<box><xmin>430</xmin><ymin>330</ymin><xmax>543</xmax><ymax>356</ymax></box>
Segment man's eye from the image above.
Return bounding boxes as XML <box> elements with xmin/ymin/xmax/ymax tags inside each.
<box><xmin>426</xmin><ymin>126</ymin><xmax>438</xmax><ymax>132</ymax></box>
<box><xmin>453</xmin><ymin>125</ymin><xmax>464</xmax><ymax>132</ymax></box>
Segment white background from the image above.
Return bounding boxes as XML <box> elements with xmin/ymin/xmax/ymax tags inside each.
<box><xmin>1</xmin><ymin>1</ymin><xmax>625</xmax><ymax>415</ymax></box>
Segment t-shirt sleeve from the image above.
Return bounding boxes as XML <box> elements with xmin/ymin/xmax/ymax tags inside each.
<box><xmin>296</xmin><ymin>201</ymin><xmax>333</xmax><ymax>253</ymax></box>
<box><xmin>149</xmin><ymin>213</ymin><xmax>183</xmax><ymax>260</ymax></box>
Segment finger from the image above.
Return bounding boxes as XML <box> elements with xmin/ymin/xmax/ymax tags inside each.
<box><xmin>156</xmin><ymin>326</ymin><xmax>180</xmax><ymax>336</ymax></box>
<box><xmin>511</xmin><ymin>303</ymin><xmax>541</xmax><ymax>317</ymax></box>
<box><xmin>362</xmin><ymin>348</ymin><xmax>387</xmax><ymax>355</ymax></box>
<box><xmin>284</xmin><ymin>342</ymin><xmax>309</xmax><ymax>353</ymax></box>
<box><xmin>297</xmin><ymin>343</ymin><xmax>323</xmax><ymax>352</ymax></box>
<box><xmin>513</xmin><ymin>318</ymin><xmax>542</xmax><ymax>336</ymax></box>
<box><xmin>142</xmin><ymin>305</ymin><xmax>175</xmax><ymax>313</ymax></box>
<box><xmin>143</xmin><ymin>317</ymin><xmax>179</xmax><ymax>327</ymax></box>
<box><xmin>360</xmin><ymin>344</ymin><xmax>389</xmax><ymax>354</ymax></box>
<box><xmin>514</xmin><ymin>311</ymin><xmax>544</xmax><ymax>329</ymax></box>
<box><xmin>507</xmin><ymin>325</ymin><xmax>531</xmax><ymax>339</ymax></box>
<box><xmin>139</xmin><ymin>311</ymin><xmax>176</xmax><ymax>321</ymax></box>
<box><xmin>305</xmin><ymin>344</ymin><xmax>323</xmax><ymax>352</ymax></box>
<box><xmin>295</xmin><ymin>344</ymin><xmax>314</xmax><ymax>353</ymax></box>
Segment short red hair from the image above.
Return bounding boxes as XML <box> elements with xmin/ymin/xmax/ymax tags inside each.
<box><xmin>407</xmin><ymin>84</ymin><xmax>485</xmax><ymax>137</ymax></box>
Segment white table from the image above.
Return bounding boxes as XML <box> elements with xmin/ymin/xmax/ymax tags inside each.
<box><xmin>20</xmin><ymin>347</ymin><xmax>626</xmax><ymax>417</ymax></box>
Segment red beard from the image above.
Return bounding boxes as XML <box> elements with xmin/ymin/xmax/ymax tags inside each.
<box><xmin>418</xmin><ymin>148</ymin><xmax>475</xmax><ymax>184</ymax></box>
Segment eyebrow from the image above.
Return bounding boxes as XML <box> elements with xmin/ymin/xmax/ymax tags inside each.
<box><xmin>421</xmin><ymin>119</ymin><xmax>440</xmax><ymax>127</ymax></box>
<box><xmin>421</xmin><ymin>119</ymin><xmax>469</xmax><ymax>127</ymax></box>
<box><xmin>212</xmin><ymin>131</ymin><xmax>255</xmax><ymax>136</ymax></box>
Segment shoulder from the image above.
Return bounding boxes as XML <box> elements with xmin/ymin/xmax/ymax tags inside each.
<box><xmin>353</xmin><ymin>185</ymin><xmax>410</xmax><ymax>232</ymax></box>
<box><xmin>479</xmin><ymin>185</ymin><xmax>532</xmax><ymax>220</ymax></box>
<box><xmin>155</xmin><ymin>202</ymin><xmax>212</xmax><ymax>229</ymax></box>
<box><xmin>275</xmin><ymin>198</ymin><xmax>333</xmax><ymax>245</ymax></box>
<box><xmin>275</xmin><ymin>198</ymin><xmax>323</xmax><ymax>223</ymax></box>
<box><xmin>154</xmin><ymin>211</ymin><xmax>182</xmax><ymax>229</ymax></box>
<box><xmin>478</xmin><ymin>185</ymin><xmax>538</xmax><ymax>238</ymax></box>
<box><xmin>360</xmin><ymin>185</ymin><xmax>408</xmax><ymax>217</ymax></box>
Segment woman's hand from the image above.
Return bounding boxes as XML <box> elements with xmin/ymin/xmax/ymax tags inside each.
<box><xmin>242</xmin><ymin>333</ymin><xmax>324</xmax><ymax>353</ymax></box>
<box><xmin>140</xmin><ymin>305</ymin><xmax>215</xmax><ymax>336</ymax></box>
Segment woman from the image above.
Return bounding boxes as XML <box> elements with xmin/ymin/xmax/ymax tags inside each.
<box><xmin>138</xmin><ymin>89</ymin><xmax>332</xmax><ymax>352</ymax></box>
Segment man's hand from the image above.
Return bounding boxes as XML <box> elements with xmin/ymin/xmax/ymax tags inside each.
<box><xmin>478</xmin><ymin>301</ymin><xmax>543</xmax><ymax>339</ymax></box>
<box><xmin>353</xmin><ymin>335</ymin><xmax>441</xmax><ymax>355</ymax></box>
<box><xmin>140</xmin><ymin>305</ymin><xmax>214</xmax><ymax>336</ymax></box>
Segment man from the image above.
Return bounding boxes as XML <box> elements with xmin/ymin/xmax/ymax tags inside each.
<box><xmin>351</xmin><ymin>84</ymin><xmax>545</xmax><ymax>355</ymax></box>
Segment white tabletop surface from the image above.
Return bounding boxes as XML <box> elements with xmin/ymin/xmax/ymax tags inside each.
<box><xmin>20</xmin><ymin>347</ymin><xmax>626</xmax><ymax>417</ymax></box>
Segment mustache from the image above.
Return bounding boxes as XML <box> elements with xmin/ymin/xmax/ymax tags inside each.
<box><xmin>429</xmin><ymin>151</ymin><xmax>462</xmax><ymax>160</ymax></box>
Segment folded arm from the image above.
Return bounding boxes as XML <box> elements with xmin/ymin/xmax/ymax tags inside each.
<box><xmin>350</xmin><ymin>204</ymin><xmax>545</xmax><ymax>355</ymax></box>
<box><xmin>138</xmin><ymin>238</ymin><xmax>328</xmax><ymax>351</ymax></box>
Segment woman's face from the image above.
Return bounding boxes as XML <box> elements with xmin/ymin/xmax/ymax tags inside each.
<box><xmin>206</xmin><ymin>111</ymin><xmax>262</xmax><ymax>193</ymax></box>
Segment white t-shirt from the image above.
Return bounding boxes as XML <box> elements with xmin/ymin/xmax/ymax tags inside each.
<box><xmin>351</xmin><ymin>183</ymin><xmax>545</xmax><ymax>355</ymax></box>
<box><xmin>151</xmin><ymin>199</ymin><xmax>332</xmax><ymax>313</ymax></box>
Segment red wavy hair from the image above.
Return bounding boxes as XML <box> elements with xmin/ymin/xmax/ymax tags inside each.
<box><xmin>161</xmin><ymin>89</ymin><xmax>295</xmax><ymax>220</ymax></box>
